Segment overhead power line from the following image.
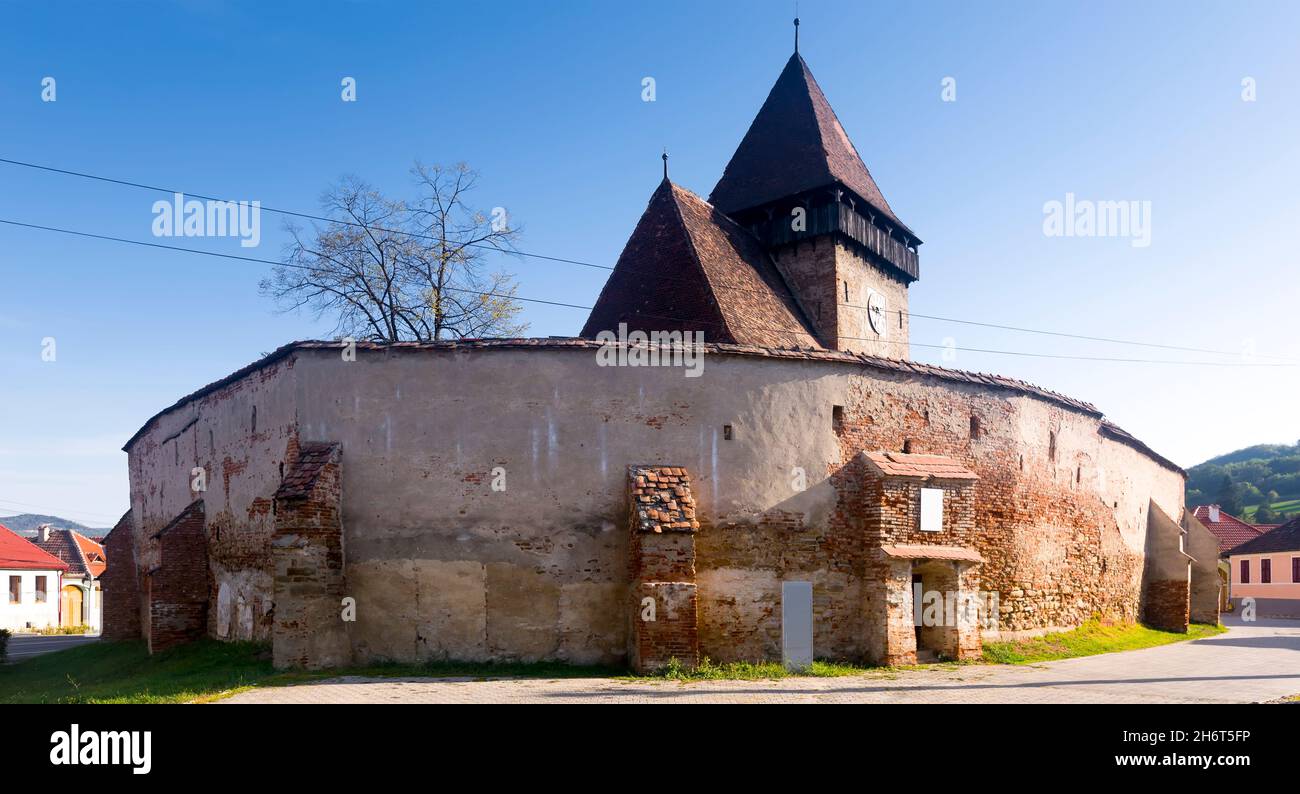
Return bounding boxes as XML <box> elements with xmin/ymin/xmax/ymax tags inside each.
<box><xmin>896</xmin><ymin>310</ymin><xmax>1294</xmax><ymax>362</ymax></box>
<box><xmin>635</xmin><ymin>312</ymin><xmax>1297</xmax><ymax>367</ymax></box>
<box><xmin>0</xmin><ymin>218</ymin><xmax>593</xmax><ymax>312</ymax></box>
<box><xmin>1</xmin><ymin>215</ymin><xmax>1294</xmax><ymax>369</ymax></box>
<box><xmin>3</xmin><ymin>155</ymin><xmax>1294</xmax><ymax>363</ymax></box>
<box><xmin>0</xmin><ymin>496</ymin><xmax>122</xmax><ymax>524</ymax></box>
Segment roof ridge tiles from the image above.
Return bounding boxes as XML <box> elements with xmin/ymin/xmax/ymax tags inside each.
<box><xmin>119</xmin><ymin>337</ymin><xmax>1178</xmax><ymax>474</ymax></box>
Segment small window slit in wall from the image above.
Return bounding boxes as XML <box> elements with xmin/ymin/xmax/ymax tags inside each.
<box><xmin>723</xmin><ymin>424</ymin><xmax>733</xmax><ymax>441</ymax></box>
<box><xmin>1048</xmin><ymin>431</ymin><xmax>1057</xmax><ymax>463</ymax></box>
<box><xmin>844</xmin><ymin>281</ymin><xmax>850</xmax><ymax>301</ymax></box>
<box><xmin>1076</xmin><ymin>466</ymin><xmax>1082</xmax><ymax>484</ymax></box>
<box><xmin>251</xmin><ymin>406</ymin><xmax>257</xmax><ymax>434</ymax></box>
<box><xmin>969</xmin><ymin>415</ymin><xmax>980</xmax><ymax>440</ymax></box>
<box><xmin>832</xmin><ymin>405</ymin><xmax>844</xmax><ymax>428</ymax></box>
<box><xmin>902</xmin><ymin>439</ymin><xmax>914</xmax><ymax>454</ymax></box>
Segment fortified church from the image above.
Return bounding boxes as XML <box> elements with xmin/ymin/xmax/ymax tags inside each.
<box><xmin>103</xmin><ymin>31</ymin><xmax>1217</xmax><ymax>671</ymax></box>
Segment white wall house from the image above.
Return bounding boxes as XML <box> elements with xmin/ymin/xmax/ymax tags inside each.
<box><xmin>3</xmin><ymin>568</ymin><xmax>65</xmax><ymax>630</ymax></box>
<box><xmin>1</xmin><ymin>522</ymin><xmax>70</xmax><ymax>631</ymax></box>
<box><xmin>31</xmin><ymin>525</ymin><xmax>106</xmax><ymax>633</ymax></box>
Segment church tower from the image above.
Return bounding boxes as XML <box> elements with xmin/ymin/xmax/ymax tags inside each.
<box><xmin>710</xmin><ymin>45</ymin><xmax>921</xmax><ymax>360</ymax></box>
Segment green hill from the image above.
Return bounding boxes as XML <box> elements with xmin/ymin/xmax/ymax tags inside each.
<box><xmin>1186</xmin><ymin>441</ymin><xmax>1300</xmax><ymax>522</ymax></box>
<box><xmin>0</xmin><ymin>513</ymin><xmax>112</xmax><ymax>538</ymax></box>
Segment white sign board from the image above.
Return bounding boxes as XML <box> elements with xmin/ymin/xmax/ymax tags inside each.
<box><xmin>920</xmin><ymin>487</ymin><xmax>945</xmax><ymax>532</ymax></box>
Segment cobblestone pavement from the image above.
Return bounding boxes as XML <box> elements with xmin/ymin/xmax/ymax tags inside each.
<box><xmin>221</xmin><ymin>616</ymin><xmax>1300</xmax><ymax>704</ymax></box>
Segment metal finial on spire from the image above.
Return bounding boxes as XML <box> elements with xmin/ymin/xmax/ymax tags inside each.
<box><xmin>794</xmin><ymin>5</ymin><xmax>800</xmax><ymax>53</ymax></box>
<box><xmin>662</xmin><ymin>149</ymin><xmax>669</xmax><ymax>180</ymax></box>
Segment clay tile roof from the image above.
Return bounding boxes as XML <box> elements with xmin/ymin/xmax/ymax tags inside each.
<box><xmin>879</xmin><ymin>544</ymin><xmax>984</xmax><ymax>563</ymax></box>
<box><xmin>580</xmin><ymin>180</ymin><xmax>821</xmax><ymax>349</ymax></box>
<box><xmin>709</xmin><ymin>53</ymin><xmax>916</xmax><ymax>240</ymax></box>
<box><xmin>275</xmin><ymin>443</ymin><xmax>341</xmax><ymax>501</ymax></box>
<box><xmin>74</xmin><ymin>532</ymin><xmax>107</xmax><ymax>578</ymax></box>
<box><xmin>0</xmin><ymin>523</ymin><xmax>69</xmax><ymax>571</ymax></box>
<box><xmin>628</xmin><ymin>465</ymin><xmax>699</xmax><ymax>533</ymax></box>
<box><xmin>1191</xmin><ymin>504</ymin><xmax>1269</xmax><ymax>554</ymax></box>
<box><xmin>1223</xmin><ymin>515</ymin><xmax>1300</xmax><ymax>556</ymax></box>
<box><xmin>862</xmin><ymin>450</ymin><xmax>979</xmax><ymax>481</ymax></box>
<box><xmin>33</xmin><ymin>528</ymin><xmax>104</xmax><ymax>578</ymax></box>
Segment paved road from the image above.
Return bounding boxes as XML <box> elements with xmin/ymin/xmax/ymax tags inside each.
<box><xmin>221</xmin><ymin>615</ymin><xmax>1300</xmax><ymax>704</ymax></box>
<box><xmin>4</xmin><ymin>634</ymin><xmax>99</xmax><ymax>663</ymax></box>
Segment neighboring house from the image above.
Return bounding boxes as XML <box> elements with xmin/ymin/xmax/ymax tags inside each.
<box><xmin>1191</xmin><ymin>504</ymin><xmax>1272</xmax><ymax>552</ymax></box>
<box><xmin>0</xmin><ymin>521</ymin><xmax>68</xmax><ymax>631</ymax></box>
<box><xmin>1225</xmin><ymin>516</ymin><xmax>1300</xmax><ymax>618</ymax></box>
<box><xmin>31</xmin><ymin>523</ymin><xmax>106</xmax><ymax>632</ymax></box>
<box><xmin>1189</xmin><ymin>504</ymin><xmax>1277</xmax><ymax>610</ymax></box>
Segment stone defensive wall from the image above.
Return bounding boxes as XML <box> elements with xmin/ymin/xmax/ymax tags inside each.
<box><xmin>117</xmin><ymin>339</ymin><xmax>1187</xmax><ymax>667</ymax></box>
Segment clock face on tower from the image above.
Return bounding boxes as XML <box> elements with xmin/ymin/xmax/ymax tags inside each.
<box><xmin>866</xmin><ymin>288</ymin><xmax>888</xmax><ymax>340</ymax></box>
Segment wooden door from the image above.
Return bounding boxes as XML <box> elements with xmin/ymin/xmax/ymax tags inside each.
<box><xmin>61</xmin><ymin>585</ymin><xmax>83</xmax><ymax>627</ymax></box>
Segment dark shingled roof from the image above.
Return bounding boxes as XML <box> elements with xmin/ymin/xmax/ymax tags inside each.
<box><xmin>275</xmin><ymin>443</ymin><xmax>340</xmax><ymax>501</ymax></box>
<box><xmin>33</xmin><ymin>528</ymin><xmax>106</xmax><ymax>579</ymax></box>
<box><xmin>1225</xmin><ymin>516</ymin><xmax>1300</xmax><ymax>556</ymax></box>
<box><xmin>579</xmin><ymin>180</ymin><xmax>821</xmax><ymax>349</ymax></box>
<box><xmin>709</xmin><ymin>53</ymin><xmax>914</xmax><ymax>239</ymax></box>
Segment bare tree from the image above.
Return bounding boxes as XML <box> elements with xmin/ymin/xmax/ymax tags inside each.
<box><xmin>260</xmin><ymin>162</ymin><xmax>526</xmax><ymax>341</ymax></box>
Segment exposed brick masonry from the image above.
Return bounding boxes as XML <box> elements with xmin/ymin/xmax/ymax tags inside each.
<box><xmin>100</xmin><ymin>510</ymin><xmax>141</xmax><ymax>641</ymax></box>
<box><xmin>628</xmin><ymin>466</ymin><xmax>700</xmax><ymax>672</ymax></box>
<box><xmin>147</xmin><ymin>500</ymin><xmax>210</xmax><ymax>653</ymax></box>
<box><xmin>1145</xmin><ymin>579</ymin><xmax>1191</xmax><ymax>633</ymax></box>
<box><xmin>272</xmin><ymin>442</ymin><xmax>349</xmax><ymax>669</ymax></box>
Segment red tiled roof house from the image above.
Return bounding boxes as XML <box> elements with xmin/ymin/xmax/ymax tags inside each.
<box><xmin>1224</xmin><ymin>516</ymin><xmax>1300</xmax><ymax>619</ymax></box>
<box><xmin>1189</xmin><ymin>504</ymin><xmax>1277</xmax><ymax>612</ymax></box>
<box><xmin>32</xmin><ymin>524</ymin><xmax>107</xmax><ymax>631</ymax></box>
<box><xmin>0</xmin><ymin>522</ymin><xmax>68</xmax><ymax>631</ymax></box>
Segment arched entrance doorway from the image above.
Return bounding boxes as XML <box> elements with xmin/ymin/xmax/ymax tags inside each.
<box><xmin>61</xmin><ymin>584</ymin><xmax>83</xmax><ymax>627</ymax></box>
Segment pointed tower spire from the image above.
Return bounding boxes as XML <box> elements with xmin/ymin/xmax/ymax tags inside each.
<box><xmin>706</xmin><ymin>49</ymin><xmax>922</xmax><ymax>359</ymax></box>
<box><xmin>708</xmin><ymin>53</ymin><xmax>914</xmax><ymax>240</ymax></box>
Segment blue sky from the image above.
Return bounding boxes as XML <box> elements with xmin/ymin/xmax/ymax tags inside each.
<box><xmin>1</xmin><ymin>0</ymin><xmax>1298</xmax><ymax>525</ymax></box>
